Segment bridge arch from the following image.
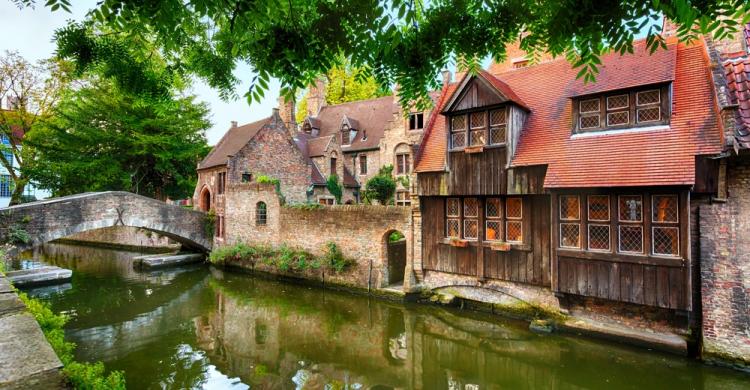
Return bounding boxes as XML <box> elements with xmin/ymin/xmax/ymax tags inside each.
<box><xmin>0</xmin><ymin>192</ymin><xmax>212</xmax><ymax>252</ymax></box>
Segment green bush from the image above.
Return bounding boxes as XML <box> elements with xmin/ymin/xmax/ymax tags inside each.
<box><xmin>389</xmin><ymin>231</ymin><xmax>405</xmax><ymax>242</ymax></box>
<box><xmin>209</xmin><ymin>242</ymin><xmax>350</xmax><ymax>273</ymax></box>
<box><xmin>285</xmin><ymin>203</ymin><xmax>324</xmax><ymax>211</ymax></box>
<box><xmin>324</xmin><ymin>241</ymin><xmax>353</xmax><ymax>273</ymax></box>
<box><xmin>204</xmin><ymin>209</ymin><xmax>216</xmax><ymax>237</ymax></box>
<box><xmin>365</xmin><ymin>165</ymin><xmax>396</xmax><ymax>205</ymax></box>
<box><xmin>326</xmin><ymin>174</ymin><xmax>343</xmax><ymax>204</ymax></box>
<box><xmin>17</xmin><ymin>292</ymin><xmax>126</xmax><ymax>389</ymax></box>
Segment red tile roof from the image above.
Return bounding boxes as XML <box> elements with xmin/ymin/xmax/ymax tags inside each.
<box><xmin>414</xmin><ymin>82</ymin><xmax>458</xmax><ymax>172</ymax></box>
<box><xmin>416</xmin><ymin>40</ymin><xmax>723</xmax><ymax>188</ymax></box>
<box><xmin>723</xmin><ymin>57</ymin><xmax>750</xmax><ymax>150</ymax></box>
<box><xmin>198</xmin><ymin>117</ymin><xmax>270</xmax><ymax>170</ymax></box>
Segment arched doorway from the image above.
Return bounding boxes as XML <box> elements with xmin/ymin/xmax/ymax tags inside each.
<box><xmin>384</xmin><ymin>230</ymin><xmax>406</xmax><ymax>286</ymax></box>
<box><xmin>199</xmin><ymin>187</ymin><xmax>212</xmax><ymax>212</ymax></box>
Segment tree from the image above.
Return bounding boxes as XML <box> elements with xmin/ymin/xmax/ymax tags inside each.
<box><xmin>365</xmin><ymin>165</ymin><xmax>397</xmax><ymax>205</ymax></box>
<box><xmin>24</xmin><ymin>79</ymin><xmax>210</xmax><ymax>200</ymax></box>
<box><xmin>16</xmin><ymin>1</ymin><xmax>746</xmax><ymax>112</ymax></box>
<box><xmin>296</xmin><ymin>57</ymin><xmax>389</xmax><ymax>121</ymax></box>
<box><xmin>0</xmin><ymin>51</ymin><xmax>69</xmax><ymax>205</ymax></box>
<box><xmin>326</xmin><ymin>174</ymin><xmax>343</xmax><ymax>204</ymax></box>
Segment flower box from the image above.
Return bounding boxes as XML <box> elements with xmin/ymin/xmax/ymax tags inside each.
<box><xmin>449</xmin><ymin>238</ymin><xmax>469</xmax><ymax>248</ymax></box>
<box><xmin>464</xmin><ymin>145</ymin><xmax>484</xmax><ymax>154</ymax></box>
<box><xmin>490</xmin><ymin>241</ymin><xmax>511</xmax><ymax>251</ymax></box>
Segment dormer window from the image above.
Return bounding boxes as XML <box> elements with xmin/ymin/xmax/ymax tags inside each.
<box><xmin>408</xmin><ymin>112</ymin><xmax>424</xmax><ymax>130</ymax></box>
<box><xmin>450</xmin><ymin>107</ymin><xmax>507</xmax><ymax>150</ymax></box>
<box><xmin>574</xmin><ymin>85</ymin><xmax>669</xmax><ymax>133</ymax></box>
<box><xmin>341</xmin><ymin>124</ymin><xmax>350</xmax><ymax>145</ymax></box>
<box><xmin>302</xmin><ymin>121</ymin><xmax>312</xmax><ymax>134</ymax></box>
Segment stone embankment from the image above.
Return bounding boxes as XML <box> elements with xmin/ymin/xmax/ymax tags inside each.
<box><xmin>0</xmin><ymin>275</ymin><xmax>64</xmax><ymax>389</ymax></box>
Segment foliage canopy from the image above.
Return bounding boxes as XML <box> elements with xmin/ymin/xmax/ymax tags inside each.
<box><xmin>16</xmin><ymin>0</ymin><xmax>749</xmax><ymax>112</ymax></box>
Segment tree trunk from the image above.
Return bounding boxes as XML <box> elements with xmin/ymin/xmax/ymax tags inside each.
<box><xmin>8</xmin><ymin>179</ymin><xmax>27</xmax><ymax>206</ymax></box>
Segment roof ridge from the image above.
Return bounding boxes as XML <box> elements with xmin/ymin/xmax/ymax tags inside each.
<box><xmin>318</xmin><ymin>95</ymin><xmax>393</xmax><ymax>111</ymax></box>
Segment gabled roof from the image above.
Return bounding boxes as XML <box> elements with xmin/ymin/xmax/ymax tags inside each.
<box><xmin>416</xmin><ymin>39</ymin><xmax>723</xmax><ymax>188</ymax></box>
<box><xmin>306</xmin><ymin>135</ymin><xmax>334</xmax><ymax>157</ymax></box>
<box><xmin>723</xmin><ymin>57</ymin><xmax>750</xmax><ymax>150</ymax></box>
<box><xmin>198</xmin><ymin>117</ymin><xmax>270</xmax><ymax>170</ymax></box>
<box><xmin>313</xmin><ymin>95</ymin><xmax>395</xmax><ymax>151</ymax></box>
<box><xmin>442</xmin><ymin>70</ymin><xmax>529</xmax><ymax>113</ymax></box>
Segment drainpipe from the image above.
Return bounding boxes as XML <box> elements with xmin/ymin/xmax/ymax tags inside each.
<box><xmin>368</xmin><ymin>258</ymin><xmax>373</xmax><ymax>293</ymax></box>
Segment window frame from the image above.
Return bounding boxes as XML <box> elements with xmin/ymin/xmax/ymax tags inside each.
<box><xmin>408</xmin><ymin>112</ymin><xmax>424</xmax><ymax>130</ymax></box>
<box><xmin>449</xmin><ymin>105</ymin><xmax>508</xmax><ymax>150</ymax></box>
<box><xmin>443</xmin><ymin>196</ymin><xmax>525</xmax><ymax>244</ymax></box>
<box><xmin>359</xmin><ymin>154</ymin><xmax>368</xmax><ymax>175</ymax></box>
<box><xmin>396</xmin><ymin>190</ymin><xmax>411</xmax><ymax>206</ymax></box>
<box><xmin>217</xmin><ymin>172</ymin><xmax>226</xmax><ymax>195</ymax></box>
<box><xmin>555</xmin><ymin>191</ymin><xmax>683</xmax><ymax>259</ymax></box>
<box><xmin>573</xmin><ymin>85</ymin><xmax>670</xmax><ymax>133</ymax></box>
<box><xmin>559</xmin><ymin>195</ymin><xmax>581</xmax><ymax>249</ymax></box>
<box><xmin>396</xmin><ymin>153</ymin><xmax>410</xmax><ymax>175</ymax></box>
<box><xmin>255</xmin><ymin>202</ymin><xmax>267</xmax><ymax>226</ymax></box>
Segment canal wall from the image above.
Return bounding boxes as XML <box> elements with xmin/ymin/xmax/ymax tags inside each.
<box><xmin>699</xmin><ymin>157</ymin><xmax>750</xmax><ymax>370</ymax></box>
<box><xmin>0</xmin><ymin>274</ymin><xmax>64</xmax><ymax>389</ymax></box>
<box><xmin>58</xmin><ymin>226</ymin><xmax>179</xmax><ymax>251</ymax></box>
<box><xmin>221</xmin><ymin>183</ymin><xmax>413</xmax><ymax>290</ymax></box>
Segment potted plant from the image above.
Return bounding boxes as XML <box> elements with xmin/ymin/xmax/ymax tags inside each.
<box><xmin>449</xmin><ymin>237</ymin><xmax>469</xmax><ymax>247</ymax></box>
<box><xmin>490</xmin><ymin>241</ymin><xmax>511</xmax><ymax>251</ymax></box>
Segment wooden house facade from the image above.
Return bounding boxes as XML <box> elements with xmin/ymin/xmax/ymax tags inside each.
<box><xmin>414</xmin><ymin>37</ymin><xmax>724</xmax><ymax>331</ymax></box>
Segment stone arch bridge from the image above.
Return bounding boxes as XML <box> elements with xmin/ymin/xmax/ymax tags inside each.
<box><xmin>0</xmin><ymin>192</ymin><xmax>212</xmax><ymax>251</ymax></box>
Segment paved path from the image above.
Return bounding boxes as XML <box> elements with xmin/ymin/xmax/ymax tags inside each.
<box><xmin>0</xmin><ymin>276</ymin><xmax>64</xmax><ymax>389</ymax></box>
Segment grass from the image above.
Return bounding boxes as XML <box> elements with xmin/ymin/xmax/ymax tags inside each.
<box><xmin>209</xmin><ymin>241</ymin><xmax>353</xmax><ymax>274</ymax></box>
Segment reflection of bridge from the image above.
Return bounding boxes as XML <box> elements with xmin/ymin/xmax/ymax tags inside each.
<box><xmin>0</xmin><ymin>192</ymin><xmax>212</xmax><ymax>251</ymax></box>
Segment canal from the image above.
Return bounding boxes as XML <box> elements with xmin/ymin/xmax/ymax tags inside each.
<box><xmin>8</xmin><ymin>243</ymin><xmax>750</xmax><ymax>389</ymax></box>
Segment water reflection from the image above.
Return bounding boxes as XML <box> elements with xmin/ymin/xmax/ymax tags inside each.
<box><xmin>17</xmin><ymin>243</ymin><xmax>750</xmax><ymax>389</ymax></box>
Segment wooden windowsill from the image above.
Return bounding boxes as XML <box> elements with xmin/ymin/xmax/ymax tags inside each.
<box><xmin>556</xmin><ymin>248</ymin><xmax>685</xmax><ymax>267</ymax></box>
<box><xmin>439</xmin><ymin>238</ymin><xmax>531</xmax><ymax>252</ymax></box>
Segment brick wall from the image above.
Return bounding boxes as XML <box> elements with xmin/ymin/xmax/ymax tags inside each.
<box><xmin>222</xmin><ymin>184</ymin><xmax>413</xmax><ymax>289</ymax></box>
<box><xmin>699</xmin><ymin>157</ymin><xmax>750</xmax><ymax>368</ymax></box>
<box><xmin>229</xmin><ymin>117</ymin><xmax>313</xmax><ymax>205</ymax></box>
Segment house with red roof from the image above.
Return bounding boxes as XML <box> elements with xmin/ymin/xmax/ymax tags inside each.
<box><xmin>412</xmin><ymin>26</ymin><xmax>736</xmax><ymax>348</ymax></box>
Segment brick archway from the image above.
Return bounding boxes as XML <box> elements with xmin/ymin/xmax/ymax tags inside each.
<box><xmin>199</xmin><ymin>186</ymin><xmax>212</xmax><ymax>212</ymax></box>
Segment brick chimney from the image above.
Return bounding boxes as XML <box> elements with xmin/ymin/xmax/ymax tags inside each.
<box><xmin>441</xmin><ymin>69</ymin><xmax>452</xmax><ymax>86</ymax></box>
<box><xmin>307</xmin><ymin>77</ymin><xmax>327</xmax><ymax>117</ymax></box>
<box><xmin>277</xmin><ymin>94</ymin><xmax>296</xmax><ymax>131</ymax></box>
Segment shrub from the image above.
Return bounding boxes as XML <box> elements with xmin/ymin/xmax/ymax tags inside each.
<box><xmin>324</xmin><ymin>241</ymin><xmax>353</xmax><ymax>273</ymax></box>
<box><xmin>365</xmin><ymin>165</ymin><xmax>396</xmax><ymax>205</ymax></box>
<box><xmin>17</xmin><ymin>292</ymin><xmax>126</xmax><ymax>389</ymax></box>
<box><xmin>326</xmin><ymin>174</ymin><xmax>343</xmax><ymax>204</ymax></box>
<box><xmin>204</xmin><ymin>209</ymin><xmax>216</xmax><ymax>237</ymax></box>
<box><xmin>285</xmin><ymin>203</ymin><xmax>323</xmax><ymax>211</ymax></box>
<box><xmin>389</xmin><ymin>231</ymin><xmax>405</xmax><ymax>242</ymax></box>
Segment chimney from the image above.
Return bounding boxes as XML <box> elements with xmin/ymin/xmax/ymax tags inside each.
<box><xmin>441</xmin><ymin>69</ymin><xmax>452</xmax><ymax>86</ymax></box>
<box><xmin>307</xmin><ymin>77</ymin><xmax>327</xmax><ymax>117</ymax></box>
<box><xmin>661</xmin><ymin>18</ymin><xmax>680</xmax><ymax>38</ymax></box>
<box><xmin>277</xmin><ymin>94</ymin><xmax>296</xmax><ymax>131</ymax></box>
<box><xmin>230</xmin><ymin>120</ymin><xmax>238</xmax><ymax>128</ymax></box>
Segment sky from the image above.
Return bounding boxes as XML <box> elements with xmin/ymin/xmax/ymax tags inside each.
<box><xmin>0</xmin><ymin>1</ymin><xmax>281</xmax><ymax>145</ymax></box>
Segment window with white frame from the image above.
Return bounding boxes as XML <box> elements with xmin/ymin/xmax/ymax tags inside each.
<box><xmin>396</xmin><ymin>191</ymin><xmax>410</xmax><ymax>206</ymax></box>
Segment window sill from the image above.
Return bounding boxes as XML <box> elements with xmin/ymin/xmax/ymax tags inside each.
<box><xmin>556</xmin><ymin>248</ymin><xmax>685</xmax><ymax>267</ymax></box>
<box><xmin>439</xmin><ymin>238</ymin><xmax>531</xmax><ymax>252</ymax></box>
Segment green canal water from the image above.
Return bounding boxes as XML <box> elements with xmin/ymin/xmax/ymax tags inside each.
<box><xmin>10</xmin><ymin>243</ymin><xmax>750</xmax><ymax>389</ymax></box>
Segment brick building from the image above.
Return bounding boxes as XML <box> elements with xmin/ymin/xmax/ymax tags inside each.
<box><xmin>697</xmin><ymin>24</ymin><xmax>750</xmax><ymax>368</ymax></box>
<box><xmin>412</xmin><ymin>22</ymin><xmax>750</xmax><ymax>358</ymax></box>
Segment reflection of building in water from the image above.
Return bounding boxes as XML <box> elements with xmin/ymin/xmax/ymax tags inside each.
<box><xmin>196</xmin><ymin>280</ymin><xmax>415</xmax><ymax>389</ymax></box>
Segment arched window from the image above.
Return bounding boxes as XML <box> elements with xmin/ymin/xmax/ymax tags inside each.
<box><xmin>256</xmin><ymin>202</ymin><xmax>267</xmax><ymax>225</ymax></box>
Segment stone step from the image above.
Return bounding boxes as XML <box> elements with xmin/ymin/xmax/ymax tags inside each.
<box><xmin>133</xmin><ymin>253</ymin><xmax>205</xmax><ymax>270</ymax></box>
<box><xmin>6</xmin><ymin>267</ymin><xmax>73</xmax><ymax>288</ymax></box>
